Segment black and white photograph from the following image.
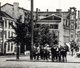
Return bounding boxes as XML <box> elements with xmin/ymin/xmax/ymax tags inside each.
<box><xmin>0</xmin><ymin>0</ymin><xmax>80</xmax><ymax>68</ymax></box>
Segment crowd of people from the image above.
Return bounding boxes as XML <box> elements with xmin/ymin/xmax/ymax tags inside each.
<box><xmin>31</xmin><ymin>43</ymin><xmax>69</xmax><ymax>62</ymax></box>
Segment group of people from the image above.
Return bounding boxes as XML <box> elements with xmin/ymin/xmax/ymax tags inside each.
<box><xmin>32</xmin><ymin>43</ymin><xmax>69</xmax><ymax>62</ymax></box>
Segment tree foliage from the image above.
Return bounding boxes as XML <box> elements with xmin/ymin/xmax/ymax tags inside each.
<box><xmin>8</xmin><ymin>15</ymin><xmax>31</xmax><ymax>53</ymax></box>
<box><xmin>34</xmin><ymin>24</ymin><xmax>57</xmax><ymax>46</ymax></box>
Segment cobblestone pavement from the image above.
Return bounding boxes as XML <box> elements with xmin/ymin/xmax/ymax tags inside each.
<box><xmin>0</xmin><ymin>54</ymin><xmax>80</xmax><ymax>68</ymax></box>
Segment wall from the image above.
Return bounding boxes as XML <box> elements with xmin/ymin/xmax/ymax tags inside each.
<box><xmin>1</xmin><ymin>17</ymin><xmax>16</xmax><ymax>54</ymax></box>
<box><xmin>1</xmin><ymin>3</ymin><xmax>29</xmax><ymax>23</ymax></box>
<box><xmin>59</xmin><ymin>20</ymin><xmax>64</xmax><ymax>46</ymax></box>
<box><xmin>1</xmin><ymin>4</ymin><xmax>13</xmax><ymax>17</ymax></box>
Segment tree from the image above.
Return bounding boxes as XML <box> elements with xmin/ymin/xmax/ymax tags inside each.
<box><xmin>34</xmin><ymin>24</ymin><xmax>57</xmax><ymax>47</ymax></box>
<box><xmin>8</xmin><ymin>15</ymin><xmax>31</xmax><ymax>60</ymax></box>
<box><xmin>51</xmin><ymin>31</ymin><xmax>58</xmax><ymax>45</ymax></box>
<box><xmin>40</xmin><ymin>25</ymin><xmax>51</xmax><ymax>46</ymax></box>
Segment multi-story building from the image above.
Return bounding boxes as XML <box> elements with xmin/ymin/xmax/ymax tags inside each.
<box><xmin>1</xmin><ymin>2</ymin><xmax>30</xmax><ymax>54</ymax></box>
<box><xmin>0</xmin><ymin>2</ymin><xmax>77</xmax><ymax>54</ymax></box>
<box><xmin>1</xmin><ymin>2</ymin><xmax>29</xmax><ymax>23</ymax></box>
<box><xmin>0</xmin><ymin>9</ymin><xmax>15</xmax><ymax>55</ymax></box>
<box><xmin>34</xmin><ymin>14</ymin><xmax>61</xmax><ymax>45</ymax></box>
<box><xmin>76</xmin><ymin>11</ymin><xmax>80</xmax><ymax>47</ymax></box>
<box><xmin>34</xmin><ymin>7</ymin><xmax>76</xmax><ymax>46</ymax></box>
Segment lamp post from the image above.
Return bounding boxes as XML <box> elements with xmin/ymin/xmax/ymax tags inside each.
<box><xmin>30</xmin><ymin>0</ymin><xmax>34</xmax><ymax>60</ymax></box>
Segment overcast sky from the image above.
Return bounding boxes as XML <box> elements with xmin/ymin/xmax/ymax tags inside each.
<box><xmin>0</xmin><ymin>0</ymin><xmax>80</xmax><ymax>11</ymax></box>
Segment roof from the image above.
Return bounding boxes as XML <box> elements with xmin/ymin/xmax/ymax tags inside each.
<box><xmin>34</xmin><ymin>11</ymin><xmax>68</xmax><ymax>13</ymax></box>
<box><xmin>34</xmin><ymin>11</ymin><xmax>69</xmax><ymax>20</ymax></box>
<box><xmin>1</xmin><ymin>3</ymin><xmax>29</xmax><ymax>12</ymax></box>
<box><xmin>40</xmin><ymin>14</ymin><xmax>61</xmax><ymax>20</ymax></box>
<box><xmin>34</xmin><ymin>11</ymin><xmax>68</xmax><ymax>16</ymax></box>
<box><xmin>0</xmin><ymin>11</ymin><xmax>13</xmax><ymax>19</ymax></box>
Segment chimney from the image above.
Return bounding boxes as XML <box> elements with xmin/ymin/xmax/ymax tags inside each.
<box><xmin>0</xmin><ymin>2</ymin><xmax>1</xmax><ymax>11</ymax></box>
<box><xmin>56</xmin><ymin>9</ymin><xmax>62</xmax><ymax>16</ymax></box>
<box><xmin>13</xmin><ymin>2</ymin><xmax>19</xmax><ymax>19</ymax></box>
<box><xmin>39</xmin><ymin>9</ymin><xmax>40</xmax><ymax>12</ymax></box>
<box><xmin>36</xmin><ymin>8</ymin><xmax>38</xmax><ymax>20</ymax></box>
<box><xmin>56</xmin><ymin>9</ymin><xmax>62</xmax><ymax>12</ymax></box>
<box><xmin>36</xmin><ymin>8</ymin><xmax>38</xmax><ymax>12</ymax></box>
<box><xmin>47</xmin><ymin>9</ymin><xmax>49</xmax><ymax>12</ymax></box>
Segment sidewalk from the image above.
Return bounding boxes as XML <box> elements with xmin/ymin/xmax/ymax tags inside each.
<box><xmin>0</xmin><ymin>55</ymin><xmax>80</xmax><ymax>68</ymax></box>
<box><xmin>67</xmin><ymin>54</ymin><xmax>80</xmax><ymax>62</ymax></box>
<box><xmin>5</xmin><ymin>54</ymin><xmax>80</xmax><ymax>63</ymax></box>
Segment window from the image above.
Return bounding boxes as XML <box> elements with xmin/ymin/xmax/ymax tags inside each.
<box><xmin>5</xmin><ymin>31</ymin><xmax>7</xmax><ymax>38</ymax></box>
<box><xmin>10</xmin><ymin>22</ymin><xmax>13</xmax><ymax>29</ymax></box>
<box><xmin>9</xmin><ymin>21</ymin><xmax>10</xmax><ymax>29</ymax></box>
<box><xmin>50</xmin><ymin>24</ymin><xmax>58</xmax><ymax>29</ymax></box>
<box><xmin>0</xmin><ymin>17</ymin><xmax>2</xmax><ymax>20</ymax></box>
<box><xmin>5</xmin><ymin>20</ymin><xmax>7</xmax><ymax>28</ymax></box>
<box><xmin>8</xmin><ymin>43</ymin><xmax>10</xmax><ymax>51</ymax></box>
<box><xmin>11</xmin><ymin>32</ymin><xmax>13</xmax><ymax>37</ymax></box>
<box><xmin>14</xmin><ymin>47</ymin><xmax>16</xmax><ymax>52</ymax></box>
<box><xmin>8</xmin><ymin>31</ymin><xmax>10</xmax><ymax>38</ymax></box>
<box><xmin>11</xmin><ymin>45</ymin><xmax>13</xmax><ymax>51</ymax></box>
<box><xmin>35</xmin><ymin>24</ymin><xmax>40</xmax><ymax>28</ymax></box>
<box><xmin>0</xmin><ymin>31</ymin><xmax>2</xmax><ymax>38</ymax></box>
<box><xmin>11</xmin><ymin>43</ymin><xmax>13</xmax><ymax>51</ymax></box>
<box><xmin>66</xmin><ymin>20</ymin><xmax>69</xmax><ymax>26</ymax></box>
<box><xmin>54</xmin><ymin>24</ymin><xmax>58</xmax><ymax>29</ymax></box>
<box><xmin>0</xmin><ymin>22</ymin><xmax>2</xmax><ymax>28</ymax></box>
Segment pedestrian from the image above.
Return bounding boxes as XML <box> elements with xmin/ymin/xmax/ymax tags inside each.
<box><xmin>32</xmin><ymin>45</ymin><xmax>37</xmax><ymax>60</ymax></box>
<box><xmin>60</xmin><ymin>43</ymin><xmax>69</xmax><ymax>62</ymax></box>
<box><xmin>51</xmin><ymin>45</ymin><xmax>57</xmax><ymax>62</ymax></box>
<box><xmin>36</xmin><ymin>45</ymin><xmax>40</xmax><ymax>60</ymax></box>
<box><xmin>56</xmin><ymin>45</ymin><xmax>59</xmax><ymax>62</ymax></box>
<box><xmin>58</xmin><ymin>45</ymin><xmax>62</xmax><ymax>62</ymax></box>
<box><xmin>40</xmin><ymin>45</ymin><xmax>44</xmax><ymax>60</ymax></box>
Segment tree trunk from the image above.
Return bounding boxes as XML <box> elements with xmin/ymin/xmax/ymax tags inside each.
<box><xmin>16</xmin><ymin>45</ymin><xmax>20</xmax><ymax>60</ymax></box>
<box><xmin>30</xmin><ymin>46</ymin><xmax>33</xmax><ymax>60</ymax></box>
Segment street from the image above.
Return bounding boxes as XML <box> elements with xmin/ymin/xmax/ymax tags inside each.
<box><xmin>0</xmin><ymin>54</ymin><xmax>80</xmax><ymax>68</ymax></box>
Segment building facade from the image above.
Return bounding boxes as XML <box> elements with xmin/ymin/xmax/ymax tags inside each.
<box><xmin>34</xmin><ymin>14</ymin><xmax>61</xmax><ymax>45</ymax></box>
<box><xmin>34</xmin><ymin>7</ymin><xmax>76</xmax><ymax>46</ymax></box>
<box><xmin>1</xmin><ymin>2</ymin><xmax>29</xmax><ymax>23</ymax></box>
<box><xmin>1</xmin><ymin>2</ymin><xmax>30</xmax><ymax>54</ymax></box>
<box><xmin>76</xmin><ymin>11</ymin><xmax>80</xmax><ymax>47</ymax></box>
<box><xmin>0</xmin><ymin>10</ymin><xmax>15</xmax><ymax>55</ymax></box>
<box><xmin>0</xmin><ymin>2</ymin><xmax>77</xmax><ymax>54</ymax></box>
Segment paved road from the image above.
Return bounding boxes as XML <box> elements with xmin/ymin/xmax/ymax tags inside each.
<box><xmin>0</xmin><ymin>54</ymin><xmax>80</xmax><ymax>68</ymax></box>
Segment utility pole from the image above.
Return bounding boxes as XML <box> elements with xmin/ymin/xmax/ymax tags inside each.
<box><xmin>30</xmin><ymin>0</ymin><xmax>34</xmax><ymax>60</ymax></box>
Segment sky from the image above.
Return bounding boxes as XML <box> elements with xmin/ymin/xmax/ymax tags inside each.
<box><xmin>0</xmin><ymin>0</ymin><xmax>80</xmax><ymax>11</ymax></box>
